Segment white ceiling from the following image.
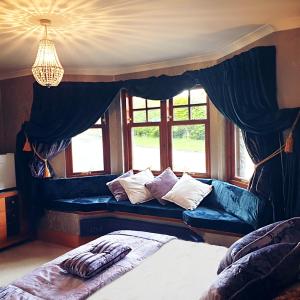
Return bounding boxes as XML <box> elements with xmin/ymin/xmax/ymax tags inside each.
<box><xmin>0</xmin><ymin>0</ymin><xmax>299</xmax><ymax>77</ymax></box>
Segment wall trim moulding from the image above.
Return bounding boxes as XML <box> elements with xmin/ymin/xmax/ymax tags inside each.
<box><xmin>0</xmin><ymin>24</ymin><xmax>276</xmax><ymax>81</ymax></box>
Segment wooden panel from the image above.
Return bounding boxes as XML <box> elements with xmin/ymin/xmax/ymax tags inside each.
<box><xmin>0</xmin><ymin>198</ymin><xmax>7</xmax><ymax>241</ymax></box>
<box><xmin>0</xmin><ymin>190</ymin><xmax>30</xmax><ymax>249</ymax></box>
<box><xmin>0</xmin><ymin>190</ymin><xmax>17</xmax><ymax>198</ymax></box>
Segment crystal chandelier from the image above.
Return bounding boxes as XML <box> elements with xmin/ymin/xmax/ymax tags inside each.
<box><xmin>32</xmin><ymin>19</ymin><xmax>64</xmax><ymax>87</ymax></box>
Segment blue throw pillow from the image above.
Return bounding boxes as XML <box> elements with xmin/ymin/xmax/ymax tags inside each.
<box><xmin>204</xmin><ymin>243</ymin><xmax>300</xmax><ymax>300</ymax></box>
<box><xmin>211</xmin><ymin>180</ymin><xmax>267</xmax><ymax>229</ymax></box>
<box><xmin>218</xmin><ymin>217</ymin><xmax>300</xmax><ymax>274</ymax></box>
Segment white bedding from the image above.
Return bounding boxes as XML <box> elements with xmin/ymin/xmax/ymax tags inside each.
<box><xmin>90</xmin><ymin>240</ymin><xmax>227</xmax><ymax>300</ymax></box>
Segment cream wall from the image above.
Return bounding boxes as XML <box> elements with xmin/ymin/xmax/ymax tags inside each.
<box><xmin>0</xmin><ymin>89</ymin><xmax>4</xmax><ymax>153</ymax></box>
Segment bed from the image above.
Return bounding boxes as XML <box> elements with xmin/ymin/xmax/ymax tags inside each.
<box><xmin>1</xmin><ymin>230</ymin><xmax>226</xmax><ymax>300</ymax></box>
<box><xmin>2</xmin><ymin>222</ymin><xmax>300</xmax><ymax>300</ymax></box>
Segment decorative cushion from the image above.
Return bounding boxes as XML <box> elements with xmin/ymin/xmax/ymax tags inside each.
<box><xmin>118</xmin><ymin>169</ymin><xmax>154</xmax><ymax>204</ymax></box>
<box><xmin>162</xmin><ymin>173</ymin><xmax>212</xmax><ymax>210</ymax></box>
<box><xmin>145</xmin><ymin>168</ymin><xmax>178</xmax><ymax>205</ymax></box>
<box><xmin>211</xmin><ymin>180</ymin><xmax>268</xmax><ymax>229</ymax></box>
<box><xmin>183</xmin><ymin>206</ymin><xmax>253</xmax><ymax>234</ymax></box>
<box><xmin>218</xmin><ymin>217</ymin><xmax>300</xmax><ymax>274</ymax></box>
<box><xmin>60</xmin><ymin>243</ymin><xmax>131</xmax><ymax>279</ymax></box>
<box><xmin>91</xmin><ymin>240</ymin><xmax>131</xmax><ymax>255</ymax></box>
<box><xmin>106</xmin><ymin>170</ymin><xmax>134</xmax><ymax>201</ymax></box>
<box><xmin>204</xmin><ymin>242</ymin><xmax>300</xmax><ymax>300</ymax></box>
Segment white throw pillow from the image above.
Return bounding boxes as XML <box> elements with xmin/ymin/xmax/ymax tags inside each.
<box><xmin>118</xmin><ymin>169</ymin><xmax>155</xmax><ymax>204</ymax></box>
<box><xmin>162</xmin><ymin>173</ymin><xmax>212</xmax><ymax>210</ymax></box>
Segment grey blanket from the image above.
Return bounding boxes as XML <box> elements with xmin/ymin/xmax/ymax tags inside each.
<box><xmin>1</xmin><ymin>230</ymin><xmax>176</xmax><ymax>300</ymax></box>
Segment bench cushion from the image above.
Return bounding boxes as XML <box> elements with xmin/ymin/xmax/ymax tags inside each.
<box><xmin>183</xmin><ymin>207</ymin><xmax>253</xmax><ymax>234</ymax></box>
<box><xmin>35</xmin><ymin>175</ymin><xmax>118</xmax><ymax>202</ymax></box>
<box><xmin>47</xmin><ymin>196</ymin><xmax>113</xmax><ymax>212</ymax></box>
<box><xmin>108</xmin><ymin>199</ymin><xmax>184</xmax><ymax>219</ymax></box>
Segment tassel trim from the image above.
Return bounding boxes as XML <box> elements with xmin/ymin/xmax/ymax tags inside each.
<box><xmin>23</xmin><ymin>135</ymin><xmax>32</xmax><ymax>152</ymax></box>
<box><xmin>43</xmin><ymin>161</ymin><xmax>51</xmax><ymax>178</ymax></box>
<box><xmin>255</xmin><ymin>111</ymin><xmax>300</xmax><ymax>169</ymax></box>
<box><xmin>32</xmin><ymin>144</ymin><xmax>52</xmax><ymax>178</ymax></box>
<box><xmin>284</xmin><ymin>111</ymin><xmax>299</xmax><ymax>154</ymax></box>
<box><xmin>284</xmin><ymin>133</ymin><xmax>294</xmax><ymax>153</ymax></box>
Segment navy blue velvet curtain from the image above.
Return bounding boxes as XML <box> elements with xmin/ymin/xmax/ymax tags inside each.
<box><xmin>195</xmin><ymin>47</ymin><xmax>297</xmax><ymax>134</ymax></box>
<box><xmin>284</xmin><ymin>124</ymin><xmax>300</xmax><ymax>218</ymax></box>
<box><xmin>16</xmin><ymin>46</ymin><xmax>300</xmax><ymax>230</ymax></box>
<box><xmin>195</xmin><ymin>47</ymin><xmax>299</xmax><ymax>220</ymax></box>
<box><xmin>25</xmin><ymin>81</ymin><xmax>122</xmax><ymax>143</ymax></box>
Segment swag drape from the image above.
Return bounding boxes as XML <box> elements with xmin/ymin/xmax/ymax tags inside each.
<box><xmin>17</xmin><ymin>46</ymin><xmax>300</xmax><ymax>229</ymax></box>
<box><xmin>29</xmin><ymin>139</ymin><xmax>70</xmax><ymax>178</ymax></box>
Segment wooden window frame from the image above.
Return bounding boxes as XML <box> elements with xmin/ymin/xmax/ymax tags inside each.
<box><xmin>65</xmin><ymin>112</ymin><xmax>111</xmax><ymax>177</ymax></box>
<box><xmin>225</xmin><ymin>121</ymin><xmax>249</xmax><ymax>188</ymax></box>
<box><xmin>122</xmin><ymin>87</ymin><xmax>211</xmax><ymax>178</ymax></box>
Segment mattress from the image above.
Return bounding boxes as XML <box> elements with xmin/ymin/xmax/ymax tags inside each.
<box><xmin>90</xmin><ymin>239</ymin><xmax>227</xmax><ymax>300</ymax></box>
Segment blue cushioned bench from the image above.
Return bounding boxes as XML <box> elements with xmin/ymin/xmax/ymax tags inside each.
<box><xmin>34</xmin><ymin>175</ymin><xmax>272</xmax><ymax>240</ymax></box>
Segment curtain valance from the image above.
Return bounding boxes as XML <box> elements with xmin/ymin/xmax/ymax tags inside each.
<box><xmin>24</xmin><ymin>46</ymin><xmax>298</xmax><ymax>145</ymax></box>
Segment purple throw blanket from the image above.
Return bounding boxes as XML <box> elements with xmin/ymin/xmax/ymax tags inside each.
<box><xmin>1</xmin><ymin>230</ymin><xmax>176</xmax><ymax>300</ymax></box>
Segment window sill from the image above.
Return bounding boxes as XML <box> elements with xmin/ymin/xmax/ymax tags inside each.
<box><xmin>228</xmin><ymin>178</ymin><xmax>249</xmax><ymax>189</ymax></box>
<box><xmin>66</xmin><ymin>171</ymin><xmax>108</xmax><ymax>178</ymax></box>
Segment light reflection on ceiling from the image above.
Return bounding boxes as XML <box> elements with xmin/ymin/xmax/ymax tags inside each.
<box><xmin>0</xmin><ymin>0</ymin><xmax>299</xmax><ymax>76</ymax></box>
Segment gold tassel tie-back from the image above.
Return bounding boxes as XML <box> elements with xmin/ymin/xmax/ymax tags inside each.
<box><xmin>23</xmin><ymin>135</ymin><xmax>32</xmax><ymax>152</ymax></box>
<box><xmin>255</xmin><ymin>111</ymin><xmax>300</xmax><ymax>169</ymax></box>
<box><xmin>284</xmin><ymin>133</ymin><xmax>294</xmax><ymax>153</ymax></box>
<box><xmin>43</xmin><ymin>160</ymin><xmax>51</xmax><ymax>178</ymax></box>
<box><xmin>284</xmin><ymin>111</ymin><xmax>300</xmax><ymax>154</ymax></box>
<box><xmin>32</xmin><ymin>144</ymin><xmax>51</xmax><ymax>178</ymax></box>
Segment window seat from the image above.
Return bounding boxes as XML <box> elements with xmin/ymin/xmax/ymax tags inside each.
<box><xmin>35</xmin><ymin>175</ymin><xmax>272</xmax><ymax>245</ymax></box>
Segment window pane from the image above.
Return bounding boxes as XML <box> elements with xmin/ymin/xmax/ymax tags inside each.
<box><xmin>148</xmin><ymin>109</ymin><xmax>161</xmax><ymax>122</ymax></box>
<box><xmin>235</xmin><ymin>127</ymin><xmax>254</xmax><ymax>180</ymax></box>
<box><xmin>172</xmin><ymin>125</ymin><xmax>206</xmax><ymax>173</ymax></box>
<box><xmin>131</xmin><ymin>126</ymin><xmax>160</xmax><ymax>170</ymax></box>
<box><xmin>173</xmin><ymin>107</ymin><xmax>189</xmax><ymax>121</ymax></box>
<box><xmin>173</xmin><ymin>90</ymin><xmax>188</xmax><ymax>106</ymax></box>
<box><xmin>190</xmin><ymin>88</ymin><xmax>207</xmax><ymax>104</ymax></box>
<box><xmin>95</xmin><ymin>118</ymin><xmax>102</xmax><ymax>125</ymax></box>
<box><xmin>191</xmin><ymin>106</ymin><xmax>207</xmax><ymax>120</ymax></box>
<box><xmin>132</xmin><ymin>96</ymin><xmax>146</xmax><ymax>109</ymax></box>
<box><xmin>133</xmin><ymin>110</ymin><xmax>146</xmax><ymax>123</ymax></box>
<box><xmin>72</xmin><ymin>128</ymin><xmax>104</xmax><ymax>173</ymax></box>
<box><xmin>147</xmin><ymin>100</ymin><xmax>161</xmax><ymax>108</ymax></box>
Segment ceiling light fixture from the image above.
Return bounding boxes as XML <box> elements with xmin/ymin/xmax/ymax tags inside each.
<box><xmin>32</xmin><ymin>19</ymin><xmax>64</xmax><ymax>87</ymax></box>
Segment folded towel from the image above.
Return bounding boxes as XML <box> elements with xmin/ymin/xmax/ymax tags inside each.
<box><xmin>60</xmin><ymin>243</ymin><xmax>131</xmax><ymax>279</ymax></box>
